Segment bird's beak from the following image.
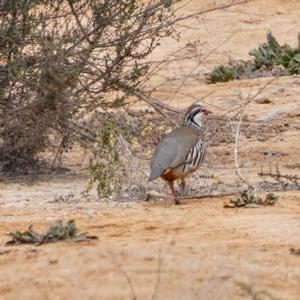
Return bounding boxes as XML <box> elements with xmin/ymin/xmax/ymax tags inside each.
<box><xmin>203</xmin><ymin>109</ymin><xmax>212</xmax><ymax>116</ymax></box>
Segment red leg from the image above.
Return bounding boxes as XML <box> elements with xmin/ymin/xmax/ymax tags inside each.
<box><xmin>167</xmin><ymin>181</ymin><xmax>180</xmax><ymax>205</ymax></box>
<box><xmin>180</xmin><ymin>178</ymin><xmax>187</xmax><ymax>194</ymax></box>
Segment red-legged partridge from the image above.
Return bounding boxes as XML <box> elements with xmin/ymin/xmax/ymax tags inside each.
<box><xmin>149</xmin><ymin>104</ymin><xmax>211</xmax><ymax>204</ymax></box>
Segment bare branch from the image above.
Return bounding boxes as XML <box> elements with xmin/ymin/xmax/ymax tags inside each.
<box><xmin>131</xmin><ymin>90</ymin><xmax>178</xmax><ymax>126</ymax></box>
<box><xmin>232</xmin><ymin>77</ymin><xmax>278</xmax><ymax>183</ymax></box>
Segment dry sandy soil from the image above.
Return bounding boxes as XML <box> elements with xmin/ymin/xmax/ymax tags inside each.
<box><xmin>1</xmin><ymin>1</ymin><xmax>300</xmax><ymax>299</ymax></box>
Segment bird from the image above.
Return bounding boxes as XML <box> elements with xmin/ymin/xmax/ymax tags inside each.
<box><xmin>149</xmin><ymin>103</ymin><xmax>211</xmax><ymax>204</ymax></box>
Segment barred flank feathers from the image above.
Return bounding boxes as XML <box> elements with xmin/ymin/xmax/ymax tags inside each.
<box><xmin>184</xmin><ymin>140</ymin><xmax>206</xmax><ymax>171</ymax></box>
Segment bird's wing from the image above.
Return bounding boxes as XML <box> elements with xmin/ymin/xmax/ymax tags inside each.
<box><xmin>149</xmin><ymin>127</ymin><xmax>199</xmax><ymax>181</ymax></box>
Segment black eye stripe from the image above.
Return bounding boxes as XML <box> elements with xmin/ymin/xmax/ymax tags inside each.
<box><xmin>184</xmin><ymin>105</ymin><xmax>205</xmax><ymax>122</ymax></box>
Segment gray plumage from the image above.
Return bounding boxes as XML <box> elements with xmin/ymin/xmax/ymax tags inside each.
<box><xmin>149</xmin><ymin>126</ymin><xmax>203</xmax><ymax>181</ymax></box>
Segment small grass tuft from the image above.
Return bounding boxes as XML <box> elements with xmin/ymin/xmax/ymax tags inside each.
<box><xmin>236</xmin><ymin>281</ymin><xmax>280</xmax><ymax>300</ymax></box>
<box><xmin>208</xmin><ymin>65</ymin><xmax>237</xmax><ymax>83</ymax></box>
<box><xmin>6</xmin><ymin>220</ymin><xmax>98</xmax><ymax>245</ymax></box>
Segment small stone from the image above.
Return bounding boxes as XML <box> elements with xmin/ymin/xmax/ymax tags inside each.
<box><xmin>255</xmin><ymin>98</ymin><xmax>272</xmax><ymax>104</ymax></box>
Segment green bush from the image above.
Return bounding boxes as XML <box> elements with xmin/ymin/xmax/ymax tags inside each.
<box><xmin>86</xmin><ymin>116</ymin><xmax>134</xmax><ymax>198</ymax></box>
<box><xmin>207</xmin><ymin>33</ymin><xmax>300</xmax><ymax>84</ymax></box>
<box><xmin>208</xmin><ymin>65</ymin><xmax>237</xmax><ymax>83</ymax></box>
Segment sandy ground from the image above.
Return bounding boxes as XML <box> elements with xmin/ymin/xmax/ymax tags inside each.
<box><xmin>1</xmin><ymin>186</ymin><xmax>300</xmax><ymax>299</ymax></box>
<box><xmin>1</xmin><ymin>1</ymin><xmax>300</xmax><ymax>299</ymax></box>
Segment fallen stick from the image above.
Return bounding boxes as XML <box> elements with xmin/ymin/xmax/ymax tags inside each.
<box><xmin>145</xmin><ymin>190</ymin><xmax>239</xmax><ymax>202</ymax></box>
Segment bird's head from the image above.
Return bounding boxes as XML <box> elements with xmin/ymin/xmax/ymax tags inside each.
<box><xmin>183</xmin><ymin>103</ymin><xmax>211</xmax><ymax>129</ymax></box>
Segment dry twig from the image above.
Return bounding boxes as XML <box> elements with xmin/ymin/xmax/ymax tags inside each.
<box><xmin>232</xmin><ymin>77</ymin><xmax>277</xmax><ymax>182</ymax></box>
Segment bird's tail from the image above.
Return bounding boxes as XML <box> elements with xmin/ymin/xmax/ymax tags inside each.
<box><xmin>149</xmin><ymin>167</ymin><xmax>163</xmax><ymax>181</ymax></box>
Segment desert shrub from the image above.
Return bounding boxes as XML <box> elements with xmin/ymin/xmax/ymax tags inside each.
<box><xmin>208</xmin><ymin>65</ymin><xmax>237</xmax><ymax>83</ymax></box>
<box><xmin>86</xmin><ymin>116</ymin><xmax>134</xmax><ymax>197</ymax></box>
<box><xmin>207</xmin><ymin>33</ymin><xmax>300</xmax><ymax>83</ymax></box>
<box><xmin>208</xmin><ymin>60</ymin><xmax>260</xmax><ymax>83</ymax></box>
<box><xmin>0</xmin><ymin>0</ymin><xmax>177</xmax><ymax>174</ymax></box>
<box><xmin>250</xmin><ymin>32</ymin><xmax>300</xmax><ymax>74</ymax></box>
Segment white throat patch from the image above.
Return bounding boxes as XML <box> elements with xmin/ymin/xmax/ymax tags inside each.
<box><xmin>192</xmin><ymin>112</ymin><xmax>203</xmax><ymax>127</ymax></box>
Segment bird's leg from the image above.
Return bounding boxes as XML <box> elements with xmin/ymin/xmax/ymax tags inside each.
<box><xmin>168</xmin><ymin>181</ymin><xmax>180</xmax><ymax>205</ymax></box>
<box><xmin>179</xmin><ymin>178</ymin><xmax>187</xmax><ymax>195</ymax></box>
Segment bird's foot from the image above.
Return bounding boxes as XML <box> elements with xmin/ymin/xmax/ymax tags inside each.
<box><xmin>174</xmin><ymin>197</ymin><xmax>181</xmax><ymax>205</ymax></box>
<box><xmin>145</xmin><ymin>192</ymin><xmax>151</xmax><ymax>201</ymax></box>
